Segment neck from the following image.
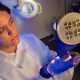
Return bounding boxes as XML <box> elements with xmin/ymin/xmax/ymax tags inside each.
<box><xmin>0</xmin><ymin>45</ymin><xmax>17</xmax><ymax>54</ymax></box>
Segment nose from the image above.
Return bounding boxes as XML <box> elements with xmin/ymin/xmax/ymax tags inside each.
<box><xmin>8</xmin><ymin>31</ymin><xmax>12</xmax><ymax>35</ymax></box>
<box><xmin>6</xmin><ymin>26</ymin><xmax>13</xmax><ymax>36</ymax></box>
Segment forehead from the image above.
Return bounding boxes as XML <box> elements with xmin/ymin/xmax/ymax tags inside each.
<box><xmin>0</xmin><ymin>11</ymin><xmax>10</xmax><ymax>25</ymax></box>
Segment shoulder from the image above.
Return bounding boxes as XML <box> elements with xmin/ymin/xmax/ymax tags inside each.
<box><xmin>19</xmin><ymin>33</ymin><xmax>43</xmax><ymax>47</ymax></box>
<box><xmin>20</xmin><ymin>33</ymin><xmax>37</xmax><ymax>40</ymax></box>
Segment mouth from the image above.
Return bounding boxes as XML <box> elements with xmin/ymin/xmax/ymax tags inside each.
<box><xmin>11</xmin><ymin>35</ymin><xmax>18</xmax><ymax>44</ymax></box>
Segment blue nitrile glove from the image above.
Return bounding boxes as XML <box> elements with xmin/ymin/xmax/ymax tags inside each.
<box><xmin>40</xmin><ymin>56</ymin><xmax>74</xmax><ymax>78</ymax></box>
<box><xmin>47</xmin><ymin>56</ymin><xmax>74</xmax><ymax>75</ymax></box>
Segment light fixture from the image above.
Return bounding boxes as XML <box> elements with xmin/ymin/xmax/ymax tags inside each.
<box><xmin>13</xmin><ymin>0</ymin><xmax>42</xmax><ymax>18</ymax></box>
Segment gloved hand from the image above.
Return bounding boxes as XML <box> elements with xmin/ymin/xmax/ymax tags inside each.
<box><xmin>47</xmin><ymin>56</ymin><xmax>74</xmax><ymax>75</ymax></box>
<box><xmin>40</xmin><ymin>56</ymin><xmax>74</xmax><ymax>78</ymax></box>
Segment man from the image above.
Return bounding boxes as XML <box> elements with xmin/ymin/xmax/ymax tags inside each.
<box><xmin>0</xmin><ymin>2</ymin><xmax>75</xmax><ymax>80</ymax></box>
<box><xmin>0</xmin><ymin>2</ymin><xmax>54</xmax><ymax>80</ymax></box>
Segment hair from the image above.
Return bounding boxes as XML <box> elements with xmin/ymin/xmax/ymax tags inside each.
<box><xmin>0</xmin><ymin>3</ymin><xmax>10</xmax><ymax>14</ymax></box>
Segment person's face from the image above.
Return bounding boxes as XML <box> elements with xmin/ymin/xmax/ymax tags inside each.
<box><xmin>0</xmin><ymin>11</ymin><xmax>19</xmax><ymax>48</ymax></box>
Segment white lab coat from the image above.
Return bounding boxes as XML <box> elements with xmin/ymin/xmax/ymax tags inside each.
<box><xmin>0</xmin><ymin>34</ymin><xmax>74</xmax><ymax>80</ymax></box>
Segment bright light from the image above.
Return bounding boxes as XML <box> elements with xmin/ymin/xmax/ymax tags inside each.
<box><xmin>13</xmin><ymin>0</ymin><xmax>42</xmax><ymax>18</ymax></box>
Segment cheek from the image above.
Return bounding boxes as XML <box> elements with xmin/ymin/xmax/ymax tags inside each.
<box><xmin>0</xmin><ymin>38</ymin><xmax>4</xmax><ymax>46</ymax></box>
<box><xmin>0</xmin><ymin>34</ymin><xmax>11</xmax><ymax>43</ymax></box>
<box><xmin>0</xmin><ymin>36</ymin><xmax>9</xmax><ymax>46</ymax></box>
